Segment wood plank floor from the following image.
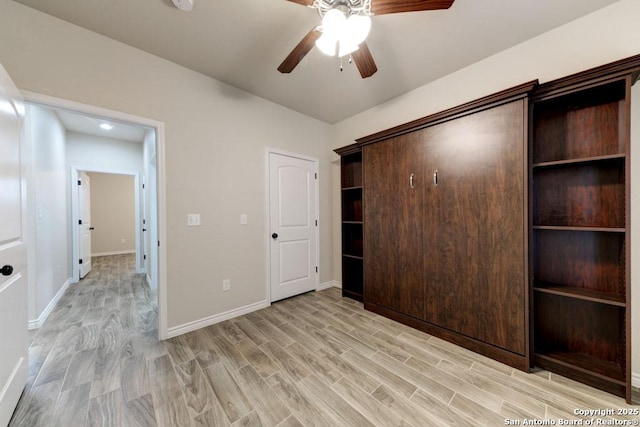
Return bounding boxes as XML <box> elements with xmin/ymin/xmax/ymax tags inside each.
<box><xmin>10</xmin><ymin>254</ymin><xmax>639</xmax><ymax>426</ymax></box>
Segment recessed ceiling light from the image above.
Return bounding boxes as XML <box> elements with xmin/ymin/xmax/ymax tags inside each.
<box><xmin>99</xmin><ymin>123</ymin><xmax>114</xmax><ymax>131</ymax></box>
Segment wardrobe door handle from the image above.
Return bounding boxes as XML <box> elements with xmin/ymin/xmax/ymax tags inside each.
<box><xmin>409</xmin><ymin>173</ymin><xmax>415</xmax><ymax>189</ymax></box>
<box><xmin>433</xmin><ymin>170</ymin><xmax>438</xmax><ymax>186</ymax></box>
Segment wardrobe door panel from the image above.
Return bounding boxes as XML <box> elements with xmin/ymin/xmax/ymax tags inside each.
<box><xmin>423</xmin><ymin>100</ymin><xmax>526</xmax><ymax>354</ymax></box>
<box><xmin>364</xmin><ymin>134</ymin><xmax>424</xmax><ymax>318</ymax></box>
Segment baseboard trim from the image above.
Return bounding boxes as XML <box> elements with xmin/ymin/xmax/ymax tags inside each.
<box><xmin>28</xmin><ymin>278</ymin><xmax>72</xmax><ymax>330</ymax></box>
<box><xmin>317</xmin><ymin>280</ymin><xmax>341</xmax><ymax>291</ymax></box>
<box><xmin>92</xmin><ymin>250</ymin><xmax>136</xmax><ymax>257</ymax></box>
<box><xmin>167</xmin><ymin>299</ymin><xmax>269</xmax><ymax>339</ymax></box>
<box><xmin>633</xmin><ymin>372</ymin><xmax>640</xmax><ymax>389</ymax></box>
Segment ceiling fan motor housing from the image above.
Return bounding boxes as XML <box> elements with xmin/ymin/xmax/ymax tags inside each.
<box><xmin>172</xmin><ymin>0</ymin><xmax>194</xmax><ymax>12</ymax></box>
<box><xmin>316</xmin><ymin>0</ymin><xmax>370</xmax><ymax>17</ymax></box>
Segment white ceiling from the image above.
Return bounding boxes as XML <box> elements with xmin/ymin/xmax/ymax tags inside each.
<box><xmin>14</xmin><ymin>0</ymin><xmax>620</xmax><ymax>123</ymax></box>
<box><xmin>54</xmin><ymin>108</ymin><xmax>148</xmax><ymax>143</ymax></box>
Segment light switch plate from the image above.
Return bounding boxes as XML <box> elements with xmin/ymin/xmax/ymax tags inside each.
<box><xmin>240</xmin><ymin>214</ymin><xmax>247</xmax><ymax>225</ymax></box>
<box><xmin>187</xmin><ymin>213</ymin><xmax>201</xmax><ymax>226</ymax></box>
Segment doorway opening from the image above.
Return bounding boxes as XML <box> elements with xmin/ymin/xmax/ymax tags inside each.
<box><xmin>72</xmin><ymin>169</ymin><xmax>141</xmax><ymax>281</ymax></box>
<box><xmin>22</xmin><ymin>91</ymin><xmax>167</xmax><ymax>339</ymax></box>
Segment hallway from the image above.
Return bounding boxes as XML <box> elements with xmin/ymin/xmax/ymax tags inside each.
<box><xmin>10</xmin><ymin>254</ymin><xmax>159</xmax><ymax>426</ymax></box>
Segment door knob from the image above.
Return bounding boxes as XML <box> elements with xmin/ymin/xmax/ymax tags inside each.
<box><xmin>272</xmin><ymin>233</ymin><xmax>278</xmax><ymax>239</ymax></box>
<box><xmin>143</xmin><ymin>228</ymin><xmax>147</xmax><ymax>232</ymax></box>
<box><xmin>1</xmin><ymin>265</ymin><xmax>13</xmax><ymax>276</ymax></box>
<box><xmin>89</xmin><ymin>227</ymin><xmax>95</xmax><ymax>230</ymax></box>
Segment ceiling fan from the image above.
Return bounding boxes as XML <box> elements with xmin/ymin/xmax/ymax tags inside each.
<box><xmin>278</xmin><ymin>0</ymin><xmax>455</xmax><ymax>78</ymax></box>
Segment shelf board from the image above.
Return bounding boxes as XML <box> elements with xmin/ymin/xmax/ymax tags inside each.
<box><xmin>534</xmin><ymin>282</ymin><xmax>625</xmax><ymax>307</ymax></box>
<box><xmin>343</xmin><ymin>254</ymin><xmax>364</xmax><ymax>260</ymax></box>
<box><xmin>342</xmin><ymin>289</ymin><xmax>363</xmax><ymax>302</ymax></box>
<box><xmin>534</xmin><ymin>352</ymin><xmax>625</xmax><ymax>384</ymax></box>
<box><xmin>342</xmin><ymin>186</ymin><xmax>363</xmax><ymax>191</ymax></box>
<box><xmin>343</xmin><ymin>221</ymin><xmax>363</xmax><ymax>225</ymax></box>
<box><xmin>533</xmin><ymin>153</ymin><xmax>625</xmax><ymax>169</ymax></box>
<box><xmin>533</xmin><ymin>225</ymin><xmax>625</xmax><ymax>233</ymax></box>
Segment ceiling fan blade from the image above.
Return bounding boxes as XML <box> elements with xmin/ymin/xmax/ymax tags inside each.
<box><xmin>285</xmin><ymin>0</ymin><xmax>315</xmax><ymax>6</ymax></box>
<box><xmin>352</xmin><ymin>42</ymin><xmax>378</xmax><ymax>78</ymax></box>
<box><xmin>278</xmin><ymin>27</ymin><xmax>322</xmax><ymax>74</ymax></box>
<box><xmin>371</xmin><ymin>0</ymin><xmax>454</xmax><ymax>15</ymax></box>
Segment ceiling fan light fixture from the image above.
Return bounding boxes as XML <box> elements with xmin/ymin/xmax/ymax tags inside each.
<box><xmin>338</xmin><ymin>41</ymin><xmax>358</xmax><ymax>58</ymax></box>
<box><xmin>345</xmin><ymin>14</ymin><xmax>371</xmax><ymax>46</ymax></box>
<box><xmin>316</xmin><ymin>33</ymin><xmax>337</xmax><ymax>56</ymax></box>
<box><xmin>316</xmin><ymin>6</ymin><xmax>371</xmax><ymax>58</ymax></box>
<box><xmin>321</xmin><ymin>8</ymin><xmax>347</xmax><ymax>40</ymax></box>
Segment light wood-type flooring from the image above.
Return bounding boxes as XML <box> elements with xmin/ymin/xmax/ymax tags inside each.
<box><xmin>10</xmin><ymin>254</ymin><xmax>639</xmax><ymax>426</ymax></box>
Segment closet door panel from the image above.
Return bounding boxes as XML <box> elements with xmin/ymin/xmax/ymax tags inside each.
<box><xmin>423</xmin><ymin>100</ymin><xmax>526</xmax><ymax>354</ymax></box>
<box><xmin>364</xmin><ymin>134</ymin><xmax>424</xmax><ymax>318</ymax></box>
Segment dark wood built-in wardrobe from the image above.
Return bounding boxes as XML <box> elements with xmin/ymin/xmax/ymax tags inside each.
<box><xmin>335</xmin><ymin>54</ymin><xmax>640</xmax><ymax>403</ymax></box>
<box><xmin>338</xmin><ymin>82</ymin><xmax>537</xmax><ymax>371</ymax></box>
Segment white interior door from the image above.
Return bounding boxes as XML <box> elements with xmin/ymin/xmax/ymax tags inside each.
<box><xmin>0</xmin><ymin>62</ymin><xmax>28</xmax><ymax>426</ymax></box>
<box><xmin>269</xmin><ymin>152</ymin><xmax>318</xmax><ymax>302</ymax></box>
<box><xmin>78</xmin><ymin>171</ymin><xmax>92</xmax><ymax>278</ymax></box>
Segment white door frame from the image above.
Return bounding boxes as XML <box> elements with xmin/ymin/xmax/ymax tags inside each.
<box><xmin>77</xmin><ymin>170</ymin><xmax>94</xmax><ymax>278</ymax></box>
<box><xmin>21</xmin><ymin>91</ymin><xmax>169</xmax><ymax>340</ymax></box>
<box><xmin>70</xmin><ymin>167</ymin><xmax>141</xmax><ymax>280</ymax></box>
<box><xmin>265</xmin><ymin>147</ymin><xmax>320</xmax><ymax>303</ymax></box>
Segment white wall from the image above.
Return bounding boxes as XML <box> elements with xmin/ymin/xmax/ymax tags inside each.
<box><xmin>66</xmin><ymin>132</ymin><xmax>143</xmax><ymax>173</ymax></box>
<box><xmin>24</xmin><ymin>105</ymin><xmax>69</xmax><ymax>324</ymax></box>
<box><xmin>331</xmin><ymin>0</ymin><xmax>640</xmax><ymax>384</ymax></box>
<box><xmin>0</xmin><ymin>0</ymin><xmax>334</xmax><ymax>331</ymax></box>
<box><xmin>88</xmin><ymin>172</ymin><xmax>136</xmax><ymax>255</ymax></box>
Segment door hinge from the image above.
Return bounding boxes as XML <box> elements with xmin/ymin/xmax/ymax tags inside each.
<box><xmin>158</xmin><ymin>241</ymin><xmax>160</xmax><ymax>247</ymax></box>
<box><xmin>79</xmin><ymin>258</ymin><xmax>83</xmax><ymax>264</ymax></box>
<box><xmin>142</xmin><ymin>184</ymin><xmax>145</xmax><ymax>189</ymax></box>
<box><xmin>315</xmin><ymin>220</ymin><xmax>318</xmax><ymax>226</ymax></box>
<box><xmin>315</xmin><ymin>266</ymin><xmax>318</xmax><ymax>273</ymax></box>
<box><xmin>78</xmin><ymin>219</ymin><xmax>82</xmax><ymax>225</ymax></box>
<box><xmin>77</xmin><ymin>180</ymin><xmax>81</xmax><ymax>185</ymax></box>
<box><xmin>143</xmin><ymin>219</ymin><xmax>146</xmax><ymax>225</ymax></box>
<box><xmin>144</xmin><ymin>254</ymin><xmax>147</xmax><ymax>260</ymax></box>
<box><xmin>315</xmin><ymin>173</ymin><xmax>317</xmax><ymax>180</ymax></box>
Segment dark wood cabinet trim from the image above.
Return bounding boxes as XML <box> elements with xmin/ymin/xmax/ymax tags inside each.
<box><xmin>532</xmin><ymin>54</ymin><xmax>640</xmax><ymax>102</ymax></box>
<box><xmin>355</xmin><ymin>80</ymin><xmax>538</xmax><ymax>146</ymax></box>
<box><xmin>334</xmin><ymin>142</ymin><xmax>361</xmax><ymax>156</ymax></box>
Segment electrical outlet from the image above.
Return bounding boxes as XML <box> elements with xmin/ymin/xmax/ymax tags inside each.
<box><xmin>187</xmin><ymin>214</ymin><xmax>201</xmax><ymax>226</ymax></box>
<box><xmin>222</xmin><ymin>279</ymin><xmax>230</xmax><ymax>291</ymax></box>
<box><xmin>121</xmin><ymin>238</ymin><xmax>126</xmax><ymax>244</ymax></box>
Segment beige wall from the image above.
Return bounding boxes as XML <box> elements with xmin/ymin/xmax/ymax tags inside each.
<box><xmin>332</xmin><ymin>0</ymin><xmax>640</xmax><ymax>384</ymax></box>
<box><xmin>0</xmin><ymin>0</ymin><xmax>334</xmax><ymax>330</ymax></box>
<box><xmin>88</xmin><ymin>173</ymin><xmax>136</xmax><ymax>255</ymax></box>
